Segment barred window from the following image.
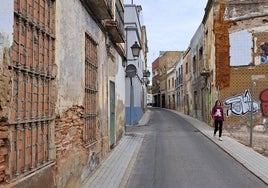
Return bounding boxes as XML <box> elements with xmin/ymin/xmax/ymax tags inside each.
<box><xmin>84</xmin><ymin>33</ymin><xmax>98</xmax><ymax>144</ymax></box>
<box><xmin>10</xmin><ymin>0</ymin><xmax>56</xmax><ymax>179</ymax></box>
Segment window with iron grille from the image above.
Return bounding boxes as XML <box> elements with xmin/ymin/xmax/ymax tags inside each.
<box><xmin>84</xmin><ymin>33</ymin><xmax>98</xmax><ymax>144</ymax></box>
<box><xmin>10</xmin><ymin>0</ymin><xmax>56</xmax><ymax>179</ymax></box>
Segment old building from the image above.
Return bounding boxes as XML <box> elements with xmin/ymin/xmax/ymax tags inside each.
<box><xmin>0</xmin><ymin>0</ymin><xmax>127</xmax><ymax>187</ymax></box>
<box><xmin>183</xmin><ymin>47</ymin><xmax>192</xmax><ymax>115</ymax></box>
<box><xmin>175</xmin><ymin>54</ymin><xmax>184</xmax><ymax>112</ymax></box>
<box><xmin>158</xmin><ymin>51</ymin><xmax>183</xmax><ymax>108</ymax></box>
<box><xmin>152</xmin><ymin>57</ymin><xmax>160</xmax><ymax>107</ymax></box>
<box><xmin>202</xmin><ymin>0</ymin><xmax>268</xmax><ymax>129</ymax></box>
<box><xmin>166</xmin><ymin>65</ymin><xmax>176</xmax><ymax>109</ymax></box>
<box><xmin>182</xmin><ymin>23</ymin><xmax>205</xmax><ymax>120</ymax></box>
<box><xmin>220</xmin><ymin>0</ymin><xmax>268</xmax><ymax>128</ymax></box>
<box><xmin>202</xmin><ymin>0</ymin><xmax>231</xmax><ymax>126</ymax></box>
<box><xmin>152</xmin><ymin>51</ymin><xmax>183</xmax><ymax>108</ymax></box>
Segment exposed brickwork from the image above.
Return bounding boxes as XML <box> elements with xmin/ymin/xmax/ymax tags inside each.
<box><xmin>0</xmin><ymin>0</ymin><xmax>121</xmax><ymax>187</ymax></box>
<box><xmin>55</xmin><ymin>106</ymin><xmax>85</xmax><ymax>158</ymax></box>
<box><xmin>54</xmin><ymin>106</ymin><xmax>107</xmax><ymax>188</ymax></box>
<box><xmin>214</xmin><ymin>3</ymin><xmax>233</xmax><ymax>89</ymax></box>
<box><xmin>221</xmin><ymin>63</ymin><xmax>268</xmax><ymax>127</ymax></box>
<box><xmin>220</xmin><ymin>7</ymin><xmax>268</xmax><ymax>128</ymax></box>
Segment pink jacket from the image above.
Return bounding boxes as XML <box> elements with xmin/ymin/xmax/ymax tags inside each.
<box><xmin>211</xmin><ymin>106</ymin><xmax>224</xmax><ymax>121</ymax></box>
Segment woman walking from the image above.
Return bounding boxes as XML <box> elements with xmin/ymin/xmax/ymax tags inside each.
<box><xmin>211</xmin><ymin>100</ymin><xmax>224</xmax><ymax>141</ymax></box>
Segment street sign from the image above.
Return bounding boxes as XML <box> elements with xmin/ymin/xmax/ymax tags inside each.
<box><xmin>126</xmin><ymin>64</ymin><xmax>137</xmax><ymax>78</ymax></box>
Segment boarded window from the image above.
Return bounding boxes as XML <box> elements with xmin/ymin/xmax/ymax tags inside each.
<box><xmin>84</xmin><ymin>33</ymin><xmax>98</xmax><ymax>144</ymax></box>
<box><xmin>10</xmin><ymin>0</ymin><xmax>56</xmax><ymax>179</ymax></box>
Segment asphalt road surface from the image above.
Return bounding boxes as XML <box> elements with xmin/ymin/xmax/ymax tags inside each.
<box><xmin>125</xmin><ymin>108</ymin><xmax>267</xmax><ymax>188</ymax></box>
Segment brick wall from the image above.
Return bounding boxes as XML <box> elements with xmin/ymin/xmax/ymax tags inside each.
<box><xmin>214</xmin><ymin>3</ymin><xmax>233</xmax><ymax>90</ymax></box>
<box><xmin>54</xmin><ymin>106</ymin><xmax>108</xmax><ymax>188</ymax></box>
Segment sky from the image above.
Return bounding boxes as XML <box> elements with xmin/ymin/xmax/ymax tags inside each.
<box><xmin>125</xmin><ymin>0</ymin><xmax>208</xmax><ymax>67</ymax></box>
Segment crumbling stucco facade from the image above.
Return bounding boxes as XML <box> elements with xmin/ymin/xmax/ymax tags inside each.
<box><xmin>0</xmin><ymin>0</ymin><xmax>126</xmax><ymax>187</ymax></box>
<box><xmin>222</xmin><ymin>1</ymin><xmax>268</xmax><ymax>127</ymax></box>
<box><xmin>201</xmin><ymin>0</ymin><xmax>268</xmax><ymax>128</ymax></box>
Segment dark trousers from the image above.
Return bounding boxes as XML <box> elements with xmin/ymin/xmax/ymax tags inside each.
<box><xmin>214</xmin><ymin>120</ymin><xmax>223</xmax><ymax>137</ymax></box>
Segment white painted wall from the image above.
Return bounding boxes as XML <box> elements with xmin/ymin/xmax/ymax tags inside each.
<box><xmin>230</xmin><ymin>30</ymin><xmax>252</xmax><ymax>66</ymax></box>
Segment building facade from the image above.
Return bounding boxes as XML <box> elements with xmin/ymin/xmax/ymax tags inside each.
<box><xmin>124</xmin><ymin>4</ymin><xmax>148</xmax><ymax>125</ymax></box>
<box><xmin>166</xmin><ymin>66</ymin><xmax>176</xmax><ymax>109</ymax></box>
<box><xmin>0</xmin><ymin>0</ymin><xmax>126</xmax><ymax>187</ymax></box>
<box><xmin>159</xmin><ymin>51</ymin><xmax>183</xmax><ymax>108</ymax></box>
<box><xmin>175</xmin><ymin>54</ymin><xmax>184</xmax><ymax>112</ymax></box>
<box><xmin>201</xmin><ymin>0</ymin><xmax>268</xmax><ymax>129</ymax></box>
<box><xmin>152</xmin><ymin>57</ymin><xmax>160</xmax><ymax>107</ymax></box>
<box><xmin>178</xmin><ymin>0</ymin><xmax>268</xmax><ymax>130</ymax></box>
<box><xmin>184</xmin><ymin>23</ymin><xmax>205</xmax><ymax>120</ymax></box>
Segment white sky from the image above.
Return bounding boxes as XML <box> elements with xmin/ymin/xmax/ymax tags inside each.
<box><xmin>125</xmin><ymin>0</ymin><xmax>208</xmax><ymax>67</ymax></box>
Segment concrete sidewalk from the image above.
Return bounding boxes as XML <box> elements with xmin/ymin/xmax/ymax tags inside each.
<box><xmin>82</xmin><ymin>108</ymin><xmax>268</xmax><ymax>187</ymax></box>
<box><xmin>82</xmin><ymin>133</ymin><xmax>144</xmax><ymax>188</ymax></box>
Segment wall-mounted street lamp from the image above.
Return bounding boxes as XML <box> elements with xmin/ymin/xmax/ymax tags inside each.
<box><xmin>143</xmin><ymin>70</ymin><xmax>151</xmax><ymax>78</ymax></box>
<box><xmin>130</xmin><ymin>41</ymin><xmax>141</xmax><ymax>58</ymax></box>
<box><xmin>123</xmin><ymin>41</ymin><xmax>141</xmax><ymax>67</ymax></box>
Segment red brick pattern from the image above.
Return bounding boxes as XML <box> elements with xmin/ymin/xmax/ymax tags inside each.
<box><xmin>214</xmin><ymin>3</ymin><xmax>232</xmax><ymax>90</ymax></box>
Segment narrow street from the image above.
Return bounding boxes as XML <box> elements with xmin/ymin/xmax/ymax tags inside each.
<box><xmin>126</xmin><ymin>108</ymin><xmax>267</xmax><ymax>188</ymax></box>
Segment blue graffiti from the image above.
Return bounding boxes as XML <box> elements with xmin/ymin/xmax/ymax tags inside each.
<box><xmin>224</xmin><ymin>90</ymin><xmax>258</xmax><ymax>117</ymax></box>
<box><xmin>260</xmin><ymin>42</ymin><xmax>268</xmax><ymax>63</ymax></box>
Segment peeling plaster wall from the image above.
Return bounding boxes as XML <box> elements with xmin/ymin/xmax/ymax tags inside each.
<box><xmin>55</xmin><ymin>0</ymin><xmax>108</xmax><ymax>113</ymax></box>
<box><xmin>203</xmin><ymin>2</ymin><xmax>217</xmax><ymax>119</ymax></box>
<box><xmin>188</xmin><ymin>24</ymin><xmax>205</xmax><ymax>119</ymax></box>
<box><xmin>183</xmin><ymin>50</ymin><xmax>192</xmax><ymax>115</ymax></box>
<box><xmin>225</xmin><ymin>0</ymin><xmax>268</xmax><ymax>21</ymax></box>
<box><xmin>108</xmin><ymin>47</ymin><xmax>126</xmax><ymax>143</ymax></box>
<box><xmin>54</xmin><ymin>1</ymin><xmax>110</xmax><ymax>187</ymax></box>
<box><xmin>0</xmin><ymin>0</ymin><xmax>125</xmax><ymax>187</ymax></box>
<box><xmin>114</xmin><ymin>55</ymin><xmax>126</xmax><ymax>140</ymax></box>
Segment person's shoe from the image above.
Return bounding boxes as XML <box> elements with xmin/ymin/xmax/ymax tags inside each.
<box><xmin>219</xmin><ymin>137</ymin><xmax>223</xmax><ymax>141</ymax></box>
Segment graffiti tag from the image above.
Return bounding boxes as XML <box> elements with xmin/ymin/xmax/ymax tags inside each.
<box><xmin>224</xmin><ymin>90</ymin><xmax>258</xmax><ymax>117</ymax></box>
<box><xmin>260</xmin><ymin>89</ymin><xmax>268</xmax><ymax>117</ymax></box>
